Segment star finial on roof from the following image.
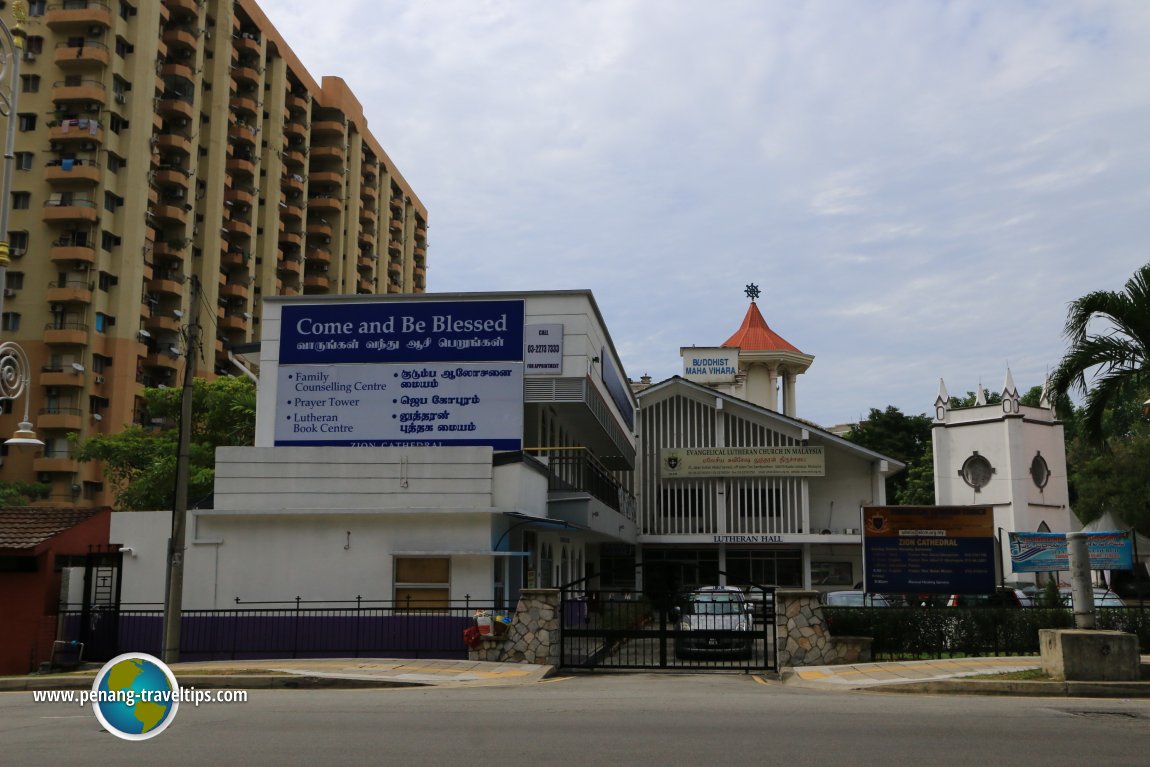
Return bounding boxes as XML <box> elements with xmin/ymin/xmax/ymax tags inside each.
<box><xmin>744</xmin><ymin>284</ymin><xmax>761</xmax><ymax>302</ymax></box>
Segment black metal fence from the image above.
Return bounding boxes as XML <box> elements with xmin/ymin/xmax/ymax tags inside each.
<box><xmin>59</xmin><ymin>598</ymin><xmax>499</xmax><ymax>663</ymax></box>
<box><xmin>823</xmin><ymin>605</ymin><xmax>1150</xmax><ymax>660</ymax></box>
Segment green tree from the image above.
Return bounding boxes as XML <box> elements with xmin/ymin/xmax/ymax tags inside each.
<box><xmin>74</xmin><ymin>376</ymin><xmax>256</xmax><ymax>510</ymax></box>
<box><xmin>1049</xmin><ymin>262</ymin><xmax>1150</xmax><ymax>445</ymax></box>
<box><xmin>843</xmin><ymin>406</ymin><xmax>933</xmax><ymax>505</ymax></box>
<box><xmin>0</xmin><ymin>481</ymin><xmax>51</xmax><ymax>506</ymax></box>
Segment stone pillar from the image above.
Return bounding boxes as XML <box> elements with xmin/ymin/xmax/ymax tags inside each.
<box><xmin>467</xmin><ymin>589</ymin><xmax>561</xmax><ymax>666</ymax></box>
<box><xmin>775</xmin><ymin>589</ymin><xmax>839</xmax><ymax>667</ymax></box>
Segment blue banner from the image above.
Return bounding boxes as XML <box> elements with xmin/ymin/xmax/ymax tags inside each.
<box><xmin>1009</xmin><ymin>531</ymin><xmax>1134</xmax><ymax>572</ymax></box>
<box><xmin>279</xmin><ymin>300</ymin><xmax>525</xmax><ymax>365</ymax></box>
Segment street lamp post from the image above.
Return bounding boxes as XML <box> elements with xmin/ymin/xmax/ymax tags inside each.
<box><xmin>0</xmin><ymin>3</ymin><xmax>41</xmax><ymax>452</ymax></box>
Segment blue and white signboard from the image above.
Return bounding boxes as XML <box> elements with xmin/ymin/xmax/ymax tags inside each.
<box><xmin>280</xmin><ymin>300</ymin><xmax>524</xmax><ymax>365</ymax></box>
<box><xmin>275</xmin><ymin>300</ymin><xmax>525</xmax><ymax>448</ymax></box>
<box><xmin>1009</xmin><ymin>531</ymin><xmax>1135</xmax><ymax>572</ymax></box>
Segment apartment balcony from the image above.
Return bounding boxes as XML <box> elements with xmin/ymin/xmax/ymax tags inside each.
<box><xmin>33</xmin><ymin>453</ymin><xmax>80</xmax><ymax>475</ymax></box>
<box><xmin>306</xmin><ymin>221</ymin><xmax>333</xmax><ymax>239</ymax></box>
<box><xmin>303</xmin><ymin>273</ymin><xmax>331</xmax><ymax>291</ymax></box>
<box><xmin>281</xmin><ymin>173</ymin><xmax>304</xmax><ymax>194</ymax></box>
<box><xmin>285</xmin><ymin>92</ymin><xmax>308</xmax><ymax>113</ymax></box>
<box><xmin>387</xmin><ymin>260</ymin><xmax>403</xmax><ymax>277</ymax></box>
<box><xmin>414</xmin><ymin>244</ymin><xmax>427</xmax><ymax>260</ymax></box>
<box><xmin>358</xmin><ymin>231</ymin><xmax>376</xmax><ymax>248</ymax></box>
<box><xmin>162</xmin><ymin>26</ymin><xmax>198</xmax><ymax>50</ymax></box>
<box><xmin>220</xmin><ymin>249</ymin><xmax>249</xmax><ymax>269</ymax></box>
<box><xmin>415</xmin><ymin>223</ymin><xmax>428</xmax><ymax>239</ymax></box>
<box><xmin>358</xmin><ymin>254</ymin><xmax>376</xmax><ymax>270</ymax></box>
<box><xmin>306</xmin><ymin>248</ymin><xmax>331</xmax><ymax>267</ymax></box>
<box><xmin>39</xmin><ymin>407</ymin><xmax>84</xmax><ymax>431</ymax></box>
<box><xmin>160</xmin><ymin>62</ymin><xmax>196</xmax><ymax>81</ymax></box>
<box><xmin>152</xmin><ymin>240</ymin><xmax>189</xmax><ymax>261</ymax></box>
<box><xmin>277</xmin><ymin>256</ymin><xmax>302</xmax><ymax>276</ymax></box>
<box><xmin>44</xmin><ymin>322</ymin><xmax>89</xmax><ymax>345</ymax></box>
<box><xmin>153</xmin><ymin>202</ymin><xmax>190</xmax><ymax>225</ymax></box>
<box><xmin>230</xmin><ymin>95</ymin><xmax>259</xmax><ymax>116</ymax></box>
<box><xmin>54</xmin><ymin>40</ymin><xmax>111</xmax><ymax>69</ymax></box>
<box><xmin>388</xmin><ymin>239</ymin><xmax>403</xmax><ymax>254</ymax></box>
<box><xmin>228</xmin><ymin>122</ymin><xmax>258</xmax><ymax>146</ymax></box>
<box><xmin>309</xmin><ymin>145</ymin><xmax>344</xmax><ymax>163</ymax></box>
<box><xmin>389</xmin><ymin>217</ymin><xmax>403</xmax><ymax>232</ymax></box>
<box><xmin>225</xmin><ymin>187</ymin><xmax>255</xmax><ymax>208</ymax></box>
<box><xmin>278</xmin><ymin>230</ymin><xmax>303</xmax><ymax>247</ymax></box>
<box><xmin>45</xmin><ymin>2</ymin><xmax>114</xmax><ymax>30</ymax></box>
<box><xmin>308</xmin><ymin>195</ymin><xmax>342</xmax><ymax>214</ymax></box>
<box><xmin>219</xmin><ymin>282</ymin><xmax>249</xmax><ymax>301</ymax></box>
<box><xmin>49</xmin><ymin>122</ymin><xmax>105</xmax><ymax>145</ymax></box>
<box><xmin>524</xmin><ymin>447</ymin><xmax>638</xmax><ymax>521</ymax></box>
<box><xmin>154</xmin><ymin>167</ymin><xmax>191</xmax><ymax>190</ymax></box>
<box><xmin>218</xmin><ymin>313</ymin><xmax>248</xmax><ymax>332</ymax></box>
<box><xmin>157</xmin><ymin>97</ymin><xmax>195</xmax><ymax>123</ymax></box>
<box><xmin>360</xmin><ymin>184</ymin><xmax>377</xmax><ymax>203</ymax></box>
<box><xmin>280</xmin><ymin>200</ymin><xmax>303</xmax><ymax>220</ymax></box>
<box><xmin>46</xmin><ymin>279</ymin><xmax>95</xmax><ymax>305</ymax></box>
<box><xmin>224</xmin><ymin>219</ymin><xmax>252</xmax><ymax>238</ymax></box>
<box><xmin>144</xmin><ymin>353</ymin><xmax>181</xmax><ymax>373</ymax></box>
<box><xmin>145</xmin><ymin>313</ymin><xmax>182</xmax><ymax>334</ymax></box>
<box><xmin>311</xmin><ymin>119</ymin><xmax>345</xmax><ymax>136</ymax></box>
<box><xmin>44</xmin><ymin>159</ymin><xmax>101</xmax><ymax>184</ymax></box>
<box><xmin>49</xmin><ymin>244</ymin><xmax>96</xmax><ymax>268</ymax></box>
<box><xmin>155</xmin><ymin>133</ymin><xmax>193</xmax><ymax>155</ymax></box>
<box><xmin>283</xmin><ymin>148</ymin><xmax>306</xmax><ymax>168</ymax></box>
<box><xmin>51</xmin><ymin>79</ymin><xmax>107</xmax><ymax>105</ymax></box>
<box><xmin>284</xmin><ymin>118</ymin><xmax>307</xmax><ymax>141</ymax></box>
<box><xmin>414</xmin><ymin>265</ymin><xmax>427</xmax><ymax>280</ymax></box>
<box><xmin>310</xmin><ymin>170</ymin><xmax>342</xmax><ymax>186</ymax></box>
<box><xmin>226</xmin><ymin>157</ymin><xmax>256</xmax><ymax>177</ymax></box>
<box><xmin>39</xmin><ymin>367</ymin><xmax>86</xmax><ymax>388</ymax></box>
<box><xmin>235</xmin><ymin>33</ymin><xmax>261</xmax><ymax>57</ymax></box>
<box><xmin>232</xmin><ymin>65</ymin><xmax>261</xmax><ymax>87</ymax></box>
<box><xmin>147</xmin><ymin>275</ymin><xmax>185</xmax><ymax>297</ymax></box>
<box><xmin>387</xmin><ymin>283</ymin><xmax>402</xmax><ymax>294</ymax></box>
<box><xmin>42</xmin><ymin>199</ymin><xmax>99</xmax><ymax>223</ymax></box>
<box><xmin>357</xmin><ymin>277</ymin><xmax>374</xmax><ymax>293</ymax></box>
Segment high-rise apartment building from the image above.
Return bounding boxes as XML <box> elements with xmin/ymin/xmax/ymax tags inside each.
<box><xmin>0</xmin><ymin>0</ymin><xmax>429</xmax><ymax>507</ymax></box>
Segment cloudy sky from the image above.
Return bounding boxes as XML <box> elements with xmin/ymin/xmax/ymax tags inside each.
<box><xmin>259</xmin><ymin>0</ymin><xmax>1149</xmax><ymax>427</ymax></box>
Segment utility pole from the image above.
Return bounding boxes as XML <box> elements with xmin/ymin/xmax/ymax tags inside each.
<box><xmin>163</xmin><ymin>275</ymin><xmax>200</xmax><ymax>664</ymax></box>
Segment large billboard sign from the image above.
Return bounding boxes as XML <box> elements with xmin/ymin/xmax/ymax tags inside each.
<box><xmin>863</xmin><ymin>506</ymin><xmax>996</xmax><ymax>595</ymax></box>
<box><xmin>659</xmin><ymin>447</ymin><xmax>825</xmax><ymax>478</ymax></box>
<box><xmin>1009</xmin><ymin>531</ymin><xmax>1134</xmax><ymax>573</ymax></box>
<box><xmin>275</xmin><ymin>300</ymin><xmax>525</xmax><ymax>448</ymax></box>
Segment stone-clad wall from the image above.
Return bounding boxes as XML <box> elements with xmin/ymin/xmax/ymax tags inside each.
<box><xmin>775</xmin><ymin>590</ymin><xmax>839</xmax><ymax>667</ymax></box>
<box><xmin>469</xmin><ymin>589</ymin><xmax>560</xmax><ymax>666</ymax></box>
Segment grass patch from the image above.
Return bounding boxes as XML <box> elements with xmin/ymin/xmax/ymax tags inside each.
<box><xmin>967</xmin><ymin>668</ymin><xmax>1051</xmax><ymax>681</ymax></box>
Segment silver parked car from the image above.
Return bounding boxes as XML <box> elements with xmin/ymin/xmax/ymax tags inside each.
<box><xmin>672</xmin><ymin>586</ymin><xmax>755</xmax><ymax>659</ymax></box>
<box><xmin>822</xmin><ymin>591</ymin><xmax>892</xmax><ymax>607</ymax></box>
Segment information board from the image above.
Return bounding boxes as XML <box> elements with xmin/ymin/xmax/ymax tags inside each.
<box><xmin>863</xmin><ymin>506</ymin><xmax>996</xmax><ymax>595</ymax></box>
<box><xmin>1009</xmin><ymin>531</ymin><xmax>1134</xmax><ymax>572</ymax></box>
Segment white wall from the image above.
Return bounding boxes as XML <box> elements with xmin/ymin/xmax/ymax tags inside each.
<box><xmin>108</xmin><ymin>511</ymin><xmax>172</xmax><ymax>606</ymax></box>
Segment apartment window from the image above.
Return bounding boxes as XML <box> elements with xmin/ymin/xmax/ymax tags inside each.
<box><xmin>17</xmin><ymin>114</ymin><xmax>36</xmax><ymax>131</ymax></box>
<box><xmin>98</xmin><ymin>272</ymin><xmax>117</xmax><ymax>292</ymax></box>
<box><xmin>100</xmin><ymin>231</ymin><xmax>121</xmax><ymax>251</ymax></box>
<box><xmin>6</xmin><ymin>273</ymin><xmax>22</xmax><ymax>290</ymax></box>
<box><xmin>93</xmin><ymin>355</ymin><xmax>111</xmax><ymax>374</ymax></box>
<box><xmin>103</xmin><ymin>192</ymin><xmax>123</xmax><ymax>212</ymax></box>
<box><xmin>9</xmin><ymin>231</ymin><xmax>28</xmax><ymax>254</ymax></box>
<box><xmin>109</xmin><ymin>114</ymin><xmax>127</xmax><ymax>134</ymax></box>
<box><xmin>20</xmin><ymin>75</ymin><xmax>40</xmax><ymax>93</ymax></box>
<box><xmin>114</xmin><ymin>38</ymin><xmax>133</xmax><ymax>58</ymax></box>
<box><xmin>118</xmin><ymin>1</ymin><xmax>135</xmax><ymax>21</ymax></box>
<box><xmin>14</xmin><ymin>152</ymin><xmax>34</xmax><ymax>171</ymax></box>
<box><xmin>1</xmin><ymin>313</ymin><xmax>20</xmax><ymax>332</ymax></box>
<box><xmin>106</xmin><ymin>153</ymin><xmax>124</xmax><ymax>173</ymax></box>
<box><xmin>393</xmin><ymin>557</ymin><xmax>450</xmax><ymax>609</ymax></box>
<box><xmin>11</xmin><ymin>192</ymin><xmax>30</xmax><ymax>210</ymax></box>
<box><xmin>94</xmin><ymin>313</ymin><xmax>115</xmax><ymax>333</ymax></box>
<box><xmin>28</xmin><ymin>1</ymin><xmax>47</xmax><ymax>17</ymax></box>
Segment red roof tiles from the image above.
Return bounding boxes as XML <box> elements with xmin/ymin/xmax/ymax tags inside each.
<box><xmin>0</xmin><ymin>508</ymin><xmax>105</xmax><ymax>550</ymax></box>
<box><xmin>721</xmin><ymin>302</ymin><xmax>802</xmax><ymax>353</ymax></box>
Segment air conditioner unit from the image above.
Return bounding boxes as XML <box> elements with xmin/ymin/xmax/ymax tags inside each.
<box><xmin>2</xmin><ymin>288</ymin><xmax>14</xmax><ymax>298</ymax></box>
<box><xmin>95</xmin><ymin>375</ymin><xmax>105</xmax><ymax>384</ymax></box>
<box><xmin>88</xmin><ymin>25</ymin><xmax>103</xmax><ymax>36</ymax></box>
<box><xmin>23</xmin><ymin>50</ymin><xmax>35</xmax><ymax>62</ymax></box>
<box><xmin>115</xmin><ymin>94</ymin><xmax>126</xmax><ymax>104</ymax></box>
<box><xmin>75</xmin><ymin>261</ymin><xmax>89</xmax><ymax>271</ymax></box>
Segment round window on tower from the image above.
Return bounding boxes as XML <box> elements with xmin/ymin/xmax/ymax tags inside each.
<box><xmin>959</xmin><ymin>453</ymin><xmax>994</xmax><ymax>491</ymax></box>
<box><xmin>1030</xmin><ymin>453</ymin><xmax>1050</xmax><ymax>489</ymax></box>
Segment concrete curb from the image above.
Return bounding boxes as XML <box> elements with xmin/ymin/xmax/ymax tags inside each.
<box><xmin>874</xmin><ymin>679</ymin><xmax>1150</xmax><ymax>698</ymax></box>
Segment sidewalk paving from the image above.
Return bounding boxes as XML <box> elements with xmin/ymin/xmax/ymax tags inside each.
<box><xmin>0</xmin><ymin>658</ymin><xmax>556</xmax><ymax>692</ymax></box>
<box><xmin>779</xmin><ymin>655</ymin><xmax>1150</xmax><ymax>698</ymax></box>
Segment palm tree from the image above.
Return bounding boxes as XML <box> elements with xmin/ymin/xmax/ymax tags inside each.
<box><xmin>1049</xmin><ymin>263</ymin><xmax>1150</xmax><ymax>445</ymax></box>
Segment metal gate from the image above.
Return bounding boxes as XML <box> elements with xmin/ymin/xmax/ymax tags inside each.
<box><xmin>560</xmin><ymin>583</ymin><xmax>777</xmax><ymax>672</ymax></box>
